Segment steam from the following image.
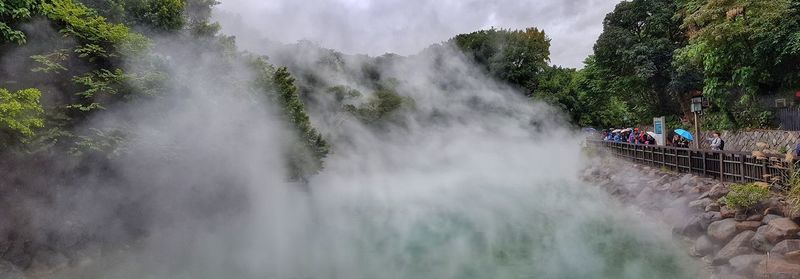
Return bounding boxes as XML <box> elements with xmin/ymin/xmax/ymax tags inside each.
<box><xmin>19</xmin><ymin>2</ymin><xmax>704</xmax><ymax>279</ymax></box>
<box><xmin>40</xmin><ymin>37</ymin><xmax>701</xmax><ymax>279</ymax></box>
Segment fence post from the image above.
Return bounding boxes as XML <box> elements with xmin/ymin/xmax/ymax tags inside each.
<box><xmin>702</xmin><ymin>152</ymin><xmax>707</xmax><ymax>176</ymax></box>
<box><xmin>719</xmin><ymin>153</ymin><xmax>725</xmax><ymax>182</ymax></box>
<box><xmin>739</xmin><ymin>155</ymin><xmax>746</xmax><ymax>183</ymax></box>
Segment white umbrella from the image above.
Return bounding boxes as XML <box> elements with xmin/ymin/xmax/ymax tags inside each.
<box><xmin>611</xmin><ymin>129</ymin><xmax>622</xmax><ymax>133</ymax></box>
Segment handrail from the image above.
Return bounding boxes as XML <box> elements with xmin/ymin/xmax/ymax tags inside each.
<box><xmin>587</xmin><ymin>139</ymin><xmax>795</xmax><ymax>187</ymax></box>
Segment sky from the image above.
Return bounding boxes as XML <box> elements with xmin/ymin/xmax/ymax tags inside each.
<box><xmin>214</xmin><ymin>0</ymin><xmax>622</xmax><ymax>69</ymax></box>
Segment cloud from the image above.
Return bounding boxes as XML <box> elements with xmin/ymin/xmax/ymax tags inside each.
<box><xmin>213</xmin><ymin>0</ymin><xmax>621</xmax><ymax>68</ymax></box>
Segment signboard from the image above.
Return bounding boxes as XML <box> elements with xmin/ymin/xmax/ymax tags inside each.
<box><xmin>653</xmin><ymin>117</ymin><xmax>665</xmax><ymax>146</ymax></box>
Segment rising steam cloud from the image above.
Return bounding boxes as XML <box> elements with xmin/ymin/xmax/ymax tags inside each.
<box><xmin>38</xmin><ymin>2</ymin><xmax>700</xmax><ymax>279</ymax></box>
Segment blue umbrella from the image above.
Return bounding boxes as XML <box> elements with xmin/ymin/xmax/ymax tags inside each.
<box><xmin>674</xmin><ymin>129</ymin><xmax>693</xmax><ymax>141</ymax></box>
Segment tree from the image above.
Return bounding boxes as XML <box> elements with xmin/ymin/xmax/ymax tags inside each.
<box><xmin>452</xmin><ymin>28</ymin><xmax>551</xmax><ymax>96</ymax></box>
<box><xmin>593</xmin><ymin>0</ymin><xmax>687</xmax><ymax>124</ymax></box>
<box><xmin>0</xmin><ymin>0</ymin><xmax>37</xmax><ymax>44</ymax></box>
<box><xmin>0</xmin><ymin>88</ymin><xmax>44</xmax><ymax>147</ymax></box>
<box><xmin>676</xmin><ymin>0</ymin><xmax>800</xmax><ymax>129</ymax></box>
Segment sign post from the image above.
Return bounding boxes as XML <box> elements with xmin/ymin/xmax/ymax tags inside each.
<box><xmin>653</xmin><ymin>117</ymin><xmax>665</xmax><ymax>146</ymax></box>
<box><xmin>691</xmin><ymin>96</ymin><xmax>703</xmax><ymax>149</ymax></box>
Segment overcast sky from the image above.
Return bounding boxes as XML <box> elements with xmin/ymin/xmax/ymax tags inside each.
<box><xmin>214</xmin><ymin>0</ymin><xmax>622</xmax><ymax>68</ymax></box>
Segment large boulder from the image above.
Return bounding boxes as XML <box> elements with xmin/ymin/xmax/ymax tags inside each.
<box><xmin>691</xmin><ymin>235</ymin><xmax>716</xmax><ymax>257</ymax></box>
<box><xmin>699</xmin><ymin>212</ymin><xmax>723</xmax><ymax>230</ymax></box>
<box><xmin>675</xmin><ymin>216</ymin><xmax>703</xmax><ymax>236</ymax></box>
<box><xmin>708</xmin><ymin>183</ymin><xmax>730</xmax><ymax>200</ymax></box>
<box><xmin>708</xmin><ymin>219</ymin><xmax>739</xmax><ymax>242</ymax></box>
<box><xmin>762</xmin><ymin>214</ymin><xmax>783</xmax><ymax>225</ymax></box>
<box><xmin>754</xmin><ymin>258</ymin><xmax>800</xmax><ymax>279</ymax></box>
<box><xmin>713</xmin><ymin>230</ymin><xmax>756</xmax><ymax>265</ymax></box>
<box><xmin>720</xmin><ymin>206</ymin><xmax>736</xmax><ymax>218</ymax></box>
<box><xmin>764</xmin><ymin>218</ymin><xmax>800</xmax><ymax>244</ymax></box>
<box><xmin>689</xmin><ymin>198</ymin><xmax>713</xmax><ymax>210</ymax></box>
<box><xmin>0</xmin><ymin>260</ymin><xmax>26</xmax><ymax>279</ymax></box>
<box><xmin>771</xmin><ymin>239</ymin><xmax>800</xmax><ymax>256</ymax></box>
<box><xmin>736</xmin><ymin>221</ymin><xmax>762</xmax><ymax>232</ymax></box>
<box><xmin>752</xmin><ymin>225</ymin><xmax>775</xmax><ymax>252</ymax></box>
<box><xmin>729</xmin><ymin>254</ymin><xmax>764</xmax><ymax>275</ymax></box>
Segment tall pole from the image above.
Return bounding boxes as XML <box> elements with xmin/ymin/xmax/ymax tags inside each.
<box><xmin>694</xmin><ymin>111</ymin><xmax>700</xmax><ymax>149</ymax></box>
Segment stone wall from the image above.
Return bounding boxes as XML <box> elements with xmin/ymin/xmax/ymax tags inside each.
<box><xmin>697</xmin><ymin>130</ymin><xmax>800</xmax><ymax>153</ymax></box>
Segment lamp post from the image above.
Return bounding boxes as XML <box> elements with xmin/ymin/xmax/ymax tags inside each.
<box><xmin>691</xmin><ymin>96</ymin><xmax>703</xmax><ymax>149</ymax></box>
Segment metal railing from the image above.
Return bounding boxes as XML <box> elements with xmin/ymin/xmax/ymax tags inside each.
<box><xmin>588</xmin><ymin>140</ymin><xmax>796</xmax><ymax>187</ymax></box>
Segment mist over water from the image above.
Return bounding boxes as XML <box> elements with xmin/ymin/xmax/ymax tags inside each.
<box><xmin>28</xmin><ymin>4</ymin><xmax>704</xmax><ymax>278</ymax></box>
<box><xmin>42</xmin><ymin>39</ymin><xmax>701</xmax><ymax>279</ymax></box>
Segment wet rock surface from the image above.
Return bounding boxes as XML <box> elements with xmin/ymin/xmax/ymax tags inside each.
<box><xmin>584</xmin><ymin>158</ymin><xmax>800</xmax><ymax>279</ymax></box>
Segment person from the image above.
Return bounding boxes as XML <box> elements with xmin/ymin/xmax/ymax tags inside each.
<box><xmin>795</xmin><ymin>142</ymin><xmax>800</xmax><ymax>156</ymax></box>
<box><xmin>709</xmin><ymin>132</ymin><xmax>723</xmax><ymax>151</ymax></box>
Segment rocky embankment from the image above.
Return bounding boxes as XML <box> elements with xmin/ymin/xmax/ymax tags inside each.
<box><xmin>585</xmin><ymin>158</ymin><xmax>800</xmax><ymax>279</ymax></box>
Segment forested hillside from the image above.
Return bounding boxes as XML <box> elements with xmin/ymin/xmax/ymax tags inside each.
<box><xmin>499</xmin><ymin>0</ymin><xmax>800</xmax><ymax>130</ymax></box>
<box><xmin>1</xmin><ymin>0</ymin><xmax>327</xmax><ymax>176</ymax></box>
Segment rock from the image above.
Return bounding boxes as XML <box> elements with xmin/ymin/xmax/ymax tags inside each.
<box><xmin>721</xmin><ymin>206</ymin><xmax>736</xmax><ymax>218</ymax></box>
<box><xmin>747</xmin><ymin>214</ymin><xmax>764</xmax><ymax>222</ymax></box>
<box><xmin>763</xmin><ymin>214</ymin><xmax>783</xmax><ymax>225</ymax></box>
<box><xmin>690</xmin><ymin>198</ymin><xmax>713</xmax><ymax>210</ymax></box>
<box><xmin>706</xmin><ymin>203</ymin><xmax>721</xmax><ymax>212</ymax></box>
<box><xmin>754</xmin><ymin>258</ymin><xmax>800</xmax><ymax>279</ymax></box>
<box><xmin>787</xmin><ymin>250</ymin><xmax>800</xmax><ymax>263</ymax></box>
<box><xmin>0</xmin><ymin>260</ymin><xmax>26</xmax><ymax>279</ymax></box>
<box><xmin>655</xmin><ymin>182</ymin><xmax>671</xmax><ymax>192</ymax></box>
<box><xmin>709</xmin><ymin>184</ymin><xmax>730</xmax><ymax>199</ymax></box>
<box><xmin>675</xmin><ymin>215</ymin><xmax>704</xmax><ymax>236</ymax></box>
<box><xmin>713</xmin><ymin>230</ymin><xmax>755</xmax><ymax>265</ymax></box>
<box><xmin>756</xmin><ymin>142</ymin><xmax>770</xmax><ymax>149</ymax></box>
<box><xmin>709</xmin><ymin>219</ymin><xmax>739</xmax><ymax>242</ymax></box>
<box><xmin>771</xmin><ymin>239</ymin><xmax>800</xmax><ymax>255</ymax></box>
<box><xmin>736</xmin><ymin>221</ymin><xmax>762</xmax><ymax>231</ymax></box>
<box><xmin>667</xmin><ymin>197</ymin><xmax>690</xmax><ymax>210</ymax></box>
<box><xmin>700</xmin><ymin>211</ymin><xmax>723</xmax><ymax>230</ymax></box>
<box><xmin>764</xmin><ymin>218</ymin><xmax>800</xmax><ymax>244</ymax></box>
<box><xmin>752</xmin><ymin>225</ymin><xmax>774</xmax><ymax>252</ymax></box>
<box><xmin>692</xmin><ymin>235</ymin><xmax>716</xmax><ymax>256</ymax></box>
<box><xmin>729</xmin><ymin>254</ymin><xmax>764</xmax><ymax>274</ymax></box>
<box><xmin>635</xmin><ymin>187</ymin><xmax>654</xmax><ymax>203</ymax></box>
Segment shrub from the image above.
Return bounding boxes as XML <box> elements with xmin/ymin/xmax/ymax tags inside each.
<box><xmin>722</xmin><ymin>183</ymin><xmax>770</xmax><ymax>210</ymax></box>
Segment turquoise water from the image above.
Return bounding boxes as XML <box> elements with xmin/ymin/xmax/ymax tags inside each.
<box><xmin>50</xmin><ymin>180</ymin><xmax>699</xmax><ymax>279</ymax></box>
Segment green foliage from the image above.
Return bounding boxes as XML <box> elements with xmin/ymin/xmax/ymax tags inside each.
<box><xmin>722</xmin><ymin>183</ymin><xmax>770</xmax><ymax>210</ymax></box>
<box><xmin>0</xmin><ymin>88</ymin><xmax>44</xmax><ymax>147</ymax></box>
<box><xmin>676</xmin><ymin>0</ymin><xmax>800</xmax><ymax>129</ymax></box>
<box><xmin>251</xmin><ymin>57</ymin><xmax>330</xmax><ymax>178</ymax></box>
<box><xmin>573</xmin><ymin>56</ymin><xmax>635</xmax><ymax>128</ymax></box>
<box><xmin>452</xmin><ymin>28</ymin><xmax>551</xmax><ymax>96</ymax></box>
<box><xmin>31</xmin><ymin>49</ymin><xmax>70</xmax><ymax>73</ymax></box>
<box><xmin>592</xmin><ymin>0</ymin><xmax>688</xmax><ymax>125</ymax></box>
<box><xmin>68</xmin><ymin>128</ymin><xmax>128</xmax><ymax>157</ymax></box>
<box><xmin>0</xmin><ymin>0</ymin><xmax>37</xmax><ymax>44</ymax></box>
<box><xmin>343</xmin><ymin>89</ymin><xmax>413</xmax><ymax>124</ymax></box>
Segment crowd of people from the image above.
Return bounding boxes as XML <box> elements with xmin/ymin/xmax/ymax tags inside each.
<box><xmin>600</xmin><ymin>128</ymin><xmax>725</xmax><ymax>151</ymax></box>
<box><xmin>601</xmin><ymin>128</ymin><xmax>656</xmax><ymax>145</ymax></box>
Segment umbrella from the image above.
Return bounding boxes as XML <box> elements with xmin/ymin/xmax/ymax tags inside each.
<box><xmin>674</xmin><ymin>129</ymin><xmax>693</xmax><ymax>141</ymax></box>
<box><xmin>646</xmin><ymin>131</ymin><xmax>657</xmax><ymax>138</ymax></box>
<box><xmin>611</xmin><ymin>129</ymin><xmax>622</xmax><ymax>133</ymax></box>
<box><xmin>621</xmin><ymin>128</ymin><xmax>632</xmax><ymax>133</ymax></box>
